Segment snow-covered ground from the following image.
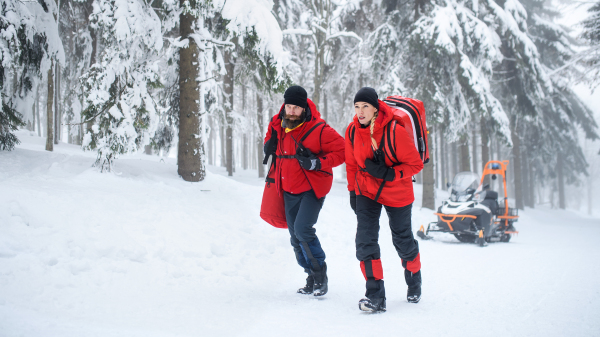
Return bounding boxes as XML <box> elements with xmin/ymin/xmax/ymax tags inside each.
<box><xmin>1</xmin><ymin>131</ymin><xmax>599</xmax><ymax>337</ymax></box>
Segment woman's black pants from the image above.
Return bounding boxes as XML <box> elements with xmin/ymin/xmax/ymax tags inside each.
<box><xmin>355</xmin><ymin>195</ymin><xmax>420</xmax><ymax>301</ymax></box>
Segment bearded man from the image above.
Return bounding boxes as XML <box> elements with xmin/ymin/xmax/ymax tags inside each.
<box><xmin>262</xmin><ymin>85</ymin><xmax>345</xmax><ymax>296</ymax></box>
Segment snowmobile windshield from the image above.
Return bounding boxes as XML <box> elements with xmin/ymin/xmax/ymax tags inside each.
<box><xmin>449</xmin><ymin>172</ymin><xmax>480</xmax><ymax>202</ymax></box>
<box><xmin>451</xmin><ymin>172</ymin><xmax>480</xmax><ymax>193</ymax></box>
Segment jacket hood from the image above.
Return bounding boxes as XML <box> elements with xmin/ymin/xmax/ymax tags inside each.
<box><xmin>277</xmin><ymin>98</ymin><xmax>322</xmax><ymax>122</ymax></box>
<box><xmin>352</xmin><ymin>99</ymin><xmax>393</xmax><ymax>130</ymax></box>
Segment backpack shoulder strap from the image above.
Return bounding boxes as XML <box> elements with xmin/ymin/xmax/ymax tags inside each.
<box><xmin>299</xmin><ymin>121</ymin><xmax>325</xmax><ymax>143</ymax></box>
<box><xmin>349</xmin><ymin>124</ymin><xmax>356</xmax><ymax>146</ymax></box>
<box><xmin>386</xmin><ymin>120</ymin><xmax>399</xmax><ymax>164</ymax></box>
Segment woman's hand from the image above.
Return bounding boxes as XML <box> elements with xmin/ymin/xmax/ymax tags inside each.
<box><xmin>364</xmin><ymin>158</ymin><xmax>395</xmax><ymax>182</ymax></box>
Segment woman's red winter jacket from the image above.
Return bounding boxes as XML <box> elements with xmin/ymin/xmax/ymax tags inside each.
<box><xmin>265</xmin><ymin>99</ymin><xmax>345</xmax><ymax>199</ymax></box>
<box><xmin>345</xmin><ymin>100</ymin><xmax>424</xmax><ymax>207</ymax></box>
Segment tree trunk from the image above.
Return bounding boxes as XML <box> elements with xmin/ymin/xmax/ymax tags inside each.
<box><xmin>460</xmin><ymin>135</ymin><xmax>470</xmax><ymax>172</ymax></box>
<box><xmin>557</xmin><ymin>154</ymin><xmax>566</xmax><ymax>209</ymax></box>
<box><xmin>511</xmin><ymin>126</ymin><xmax>524</xmax><ymax>210</ymax></box>
<box><xmin>451</xmin><ymin>141</ymin><xmax>457</xmax><ymax>180</ymax></box>
<box><xmin>36</xmin><ymin>85</ymin><xmax>41</xmax><ymax>137</ymax></box>
<box><xmin>471</xmin><ymin>118</ymin><xmax>478</xmax><ymax>174</ymax></box>
<box><xmin>32</xmin><ymin>100</ymin><xmax>36</xmax><ymax>133</ymax></box>
<box><xmin>177</xmin><ymin>5</ymin><xmax>204</xmax><ymax>182</ymax></box>
<box><xmin>588</xmin><ymin>165</ymin><xmax>593</xmax><ymax>215</ymax></box>
<box><xmin>54</xmin><ymin>63</ymin><xmax>60</xmax><ymax>144</ymax></box>
<box><xmin>323</xmin><ymin>92</ymin><xmax>328</xmax><ymax>121</ymax></box>
<box><xmin>528</xmin><ymin>158</ymin><xmax>535</xmax><ymax>208</ymax></box>
<box><xmin>422</xmin><ymin>130</ymin><xmax>435</xmax><ymax>210</ymax></box>
<box><xmin>480</xmin><ymin>118</ymin><xmax>490</xmax><ymax>185</ymax></box>
<box><xmin>440</xmin><ymin>127</ymin><xmax>447</xmax><ymax>189</ymax></box>
<box><xmin>220</xmin><ymin>125</ymin><xmax>226</xmax><ymax>167</ymax></box>
<box><xmin>208</xmin><ymin>117</ymin><xmax>214</xmax><ymax>166</ymax></box>
<box><xmin>223</xmin><ymin>48</ymin><xmax>235</xmax><ymax>176</ymax></box>
<box><xmin>523</xmin><ymin>157</ymin><xmax>534</xmax><ymax>208</ymax></box>
<box><xmin>257</xmin><ymin>93</ymin><xmax>265</xmax><ymax>178</ymax></box>
<box><xmin>434</xmin><ymin>126</ymin><xmax>439</xmax><ymax>189</ymax></box>
<box><xmin>46</xmin><ymin>63</ymin><xmax>54</xmax><ymax>152</ymax></box>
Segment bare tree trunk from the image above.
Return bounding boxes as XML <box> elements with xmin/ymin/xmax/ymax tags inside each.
<box><xmin>177</xmin><ymin>4</ymin><xmax>204</xmax><ymax>181</ymax></box>
<box><xmin>588</xmin><ymin>166</ymin><xmax>593</xmax><ymax>215</ymax></box>
<box><xmin>46</xmin><ymin>63</ymin><xmax>54</xmax><ymax>152</ymax></box>
<box><xmin>323</xmin><ymin>92</ymin><xmax>328</xmax><ymax>121</ymax></box>
<box><xmin>223</xmin><ymin>48</ymin><xmax>235</xmax><ymax>176</ymax></box>
<box><xmin>54</xmin><ymin>63</ymin><xmax>61</xmax><ymax>144</ymax></box>
<box><xmin>557</xmin><ymin>154</ymin><xmax>566</xmax><ymax>209</ymax></box>
<box><xmin>460</xmin><ymin>135</ymin><xmax>470</xmax><ymax>172</ymax></box>
<box><xmin>440</xmin><ymin>127</ymin><xmax>447</xmax><ymax>189</ymax></box>
<box><xmin>220</xmin><ymin>124</ymin><xmax>226</xmax><ymax>167</ymax></box>
<box><xmin>257</xmin><ymin>93</ymin><xmax>265</xmax><ymax>178</ymax></box>
<box><xmin>528</xmin><ymin>159</ymin><xmax>535</xmax><ymax>208</ymax></box>
<box><xmin>480</xmin><ymin>118</ymin><xmax>490</xmax><ymax>185</ymax></box>
<box><xmin>471</xmin><ymin>118</ymin><xmax>478</xmax><ymax>174</ymax></box>
<box><xmin>434</xmin><ymin>126</ymin><xmax>439</xmax><ymax>189</ymax></box>
<box><xmin>451</xmin><ymin>141</ymin><xmax>458</xmax><ymax>180</ymax></box>
<box><xmin>422</xmin><ymin>130</ymin><xmax>435</xmax><ymax>210</ymax></box>
<box><xmin>36</xmin><ymin>85</ymin><xmax>41</xmax><ymax>137</ymax></box>
<box><xmin>208</xmin><ymin>117</ymin><xmax>214</xmax><ymax>166</ymax></box>
<box><xmin>511</xmin><ymin>124</ymin><xmax>524</xmax><ymax>210</ymax></box>
<box><xmin>32</xmin><ymin>101</ymin><xmax>36</xmax><ymax>133</ymax></box>
<box><xmin>523</xmin><ymin>157</ymin><xmax>533</xmax><ymax>208</ymax></box>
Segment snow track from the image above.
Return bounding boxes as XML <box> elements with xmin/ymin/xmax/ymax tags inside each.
<box><xmin>1</xmin><ymin>131</ymin><xmax>599</xmax><ymax>337</ymax></box>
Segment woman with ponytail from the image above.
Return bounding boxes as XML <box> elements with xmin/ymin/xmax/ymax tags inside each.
<box><xmin>345</xmin><ymin>87</ymin><xmax>424</xmax><ymax>312</ymax></box>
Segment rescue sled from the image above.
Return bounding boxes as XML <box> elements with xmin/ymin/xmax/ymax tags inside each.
<box><xmin>417</xmin><ymin>161</ymin><xmax>519</xmax><ymax>246</ymax></box>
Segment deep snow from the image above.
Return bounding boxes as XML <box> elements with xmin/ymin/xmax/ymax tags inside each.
<box><xmin>1</xmin><ymin>131</ymin><xmax>599</xmax><ymax>337</ymax></box>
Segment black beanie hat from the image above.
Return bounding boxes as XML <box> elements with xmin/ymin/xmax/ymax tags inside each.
<box><xmin>354</xmin><ymin>87</ymin><xmax>379</xmax><ymax>110</ymax></box>
<box><xmin>284</xmin><ymin>85</ymin><xmax>308</xmax><ymax>109</ymax></box>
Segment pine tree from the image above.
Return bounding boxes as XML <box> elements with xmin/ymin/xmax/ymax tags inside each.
<box><xmin>81</xmin><ymin>0</ymin><xmax>164</xmax><ymax>171</ymax></box>
<box><xmin>0</xmin><ymin>0</ymin><xmax>61</xmax><ymax>151</ymax></box>
<box><xmin>581</xmin><ymin>1</ymin><xmax>600</xmax><ymax>88</ymax></box>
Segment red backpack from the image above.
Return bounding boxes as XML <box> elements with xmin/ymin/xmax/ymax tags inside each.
<box><xmin>383</xmin><ymin>96</ymin><xmax>429</xmax><ymax>164</ymax></box>
<box><xmin>349</xmin><ymin>96</ymin><xmax>429</xmax><ymax>167</ymax></box>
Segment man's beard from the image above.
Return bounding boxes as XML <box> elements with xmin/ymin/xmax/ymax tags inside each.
<box><xmin>283</xmin><ymin>111</ymin><xmax>306</xmax><ymax>129</ymax></box>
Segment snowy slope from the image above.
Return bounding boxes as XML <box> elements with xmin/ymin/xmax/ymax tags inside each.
<box><xmin>1</xmin><ymin>131</ymin><xmax>599</xmax><ymax>337</ymax></box>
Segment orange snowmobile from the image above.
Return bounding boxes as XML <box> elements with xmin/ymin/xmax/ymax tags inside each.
<box><xmin>417</xmin><ymin>161</ymin><xmax>519</xmax><ymax>246</ymax></box>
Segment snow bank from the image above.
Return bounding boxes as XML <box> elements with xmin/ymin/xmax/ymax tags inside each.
<box><xmin>1</xmin><ymin>131</ymin><xmax>599</xmax><ymax>336</ymax></box>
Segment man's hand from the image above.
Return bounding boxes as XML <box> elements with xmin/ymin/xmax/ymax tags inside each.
<box><xmin>295</xmin><ymin>147</ymin><xmax>321</xmax><ymax>170</ymax></box>
<box><xmin>350</xmin><ymin>191</ymin><xmax>357</xmax><ymax>213</ymax></box>
<box><xmin>263</xmin><ymin>129</ymin><xmax>278</xmax><ymax>164</ymax></box>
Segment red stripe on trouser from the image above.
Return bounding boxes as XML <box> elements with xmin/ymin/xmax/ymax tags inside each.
<box><xmin>360</xmin><ymin>259</ymin><xmax>384</xmax><ymax>281</ymax></box>
<box><xmin>401</xmin><ymin>253</ymin><xmax>421</xmax><ymax>273</ymax></box>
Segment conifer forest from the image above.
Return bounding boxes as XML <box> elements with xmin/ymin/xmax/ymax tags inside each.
<box><xmin>2</xmin><ymin>0</ymin><xmax>600</xmax><ymax>212</ymax></box>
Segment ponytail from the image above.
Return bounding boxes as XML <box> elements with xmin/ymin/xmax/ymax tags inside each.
<box><xmin>369</xmin><ymin>112</ymin><xmax>378</xmax><ymax>150</ymax></box>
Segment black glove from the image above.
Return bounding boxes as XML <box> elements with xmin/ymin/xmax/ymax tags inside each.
<box><xmin>295</xmin><ymin>146</ymin><xmax>321</xmax><ymax>170</ymax></box>
<box><xmin>364</xmin><ymin>153</ymin><xmax>395</xmax><ymax>182</ymax></box>
<box><xmin>350</xmin><ymin>191</ymin><xmax>357</xmax><ymax>213</ymax></box>
<box><xmin>263</xmin><ymin>129</ymin><xmax>278</xmax><ymax>164</ymax></box>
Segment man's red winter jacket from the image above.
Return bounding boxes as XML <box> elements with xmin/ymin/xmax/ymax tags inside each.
<box><xmin>345</xmin><ymin>100</ymin><xmax>424</xmax><ymax>207</ymax></box>
<box><xmin>264</xmin><ymin>99</ymin><xmax>345</xmax><ymax>199</ymax></box>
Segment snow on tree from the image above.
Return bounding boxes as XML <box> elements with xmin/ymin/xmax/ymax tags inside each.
<box><xmin>80</xmin><ymin>0</ymin><xmax>164</xmax><ymax>171</ymax></box>
<box><xmin>520</xmin><ymin>0</ymin><xmax>599</xmax><ymax>208</ymax></box>
<box><xmin>176</xmin><ymin>0</ymin><xmax>288</xmax><ymax>180</ymax></box>
<box><xmin>0</xmin><ymin>0</ymin><xmax>63</xmax><ymax>151</ymax></box>
<box><xmin>581</xmin><ymin>0</ymin><xmax>600</xmax><ymax>88</ymax></box>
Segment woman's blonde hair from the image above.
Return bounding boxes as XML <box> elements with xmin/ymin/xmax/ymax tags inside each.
<box><xmin>370</xmin><ymin>111</ymin><xmax>378</xmax><ymax>150</ymax></box>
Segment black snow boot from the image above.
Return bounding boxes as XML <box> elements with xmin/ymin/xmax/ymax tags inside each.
<box><xmin>297</xmin><ymin>269</ymin><xmax>314</xmax><ymax>295</ymax></box>
<box><xmin>405</xmin><ymin>270</ymin><xmax>422</xmax><ymax>303</ymax></box>
<box><xmin>358</xmin><ymin>297</ymin><xmax>386</xmax><ymax>313</ymax></box>
<box><xmin>312</xmin><ymin>263</ymin><xmax>328</xmax><ymax>296</ymax></box>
